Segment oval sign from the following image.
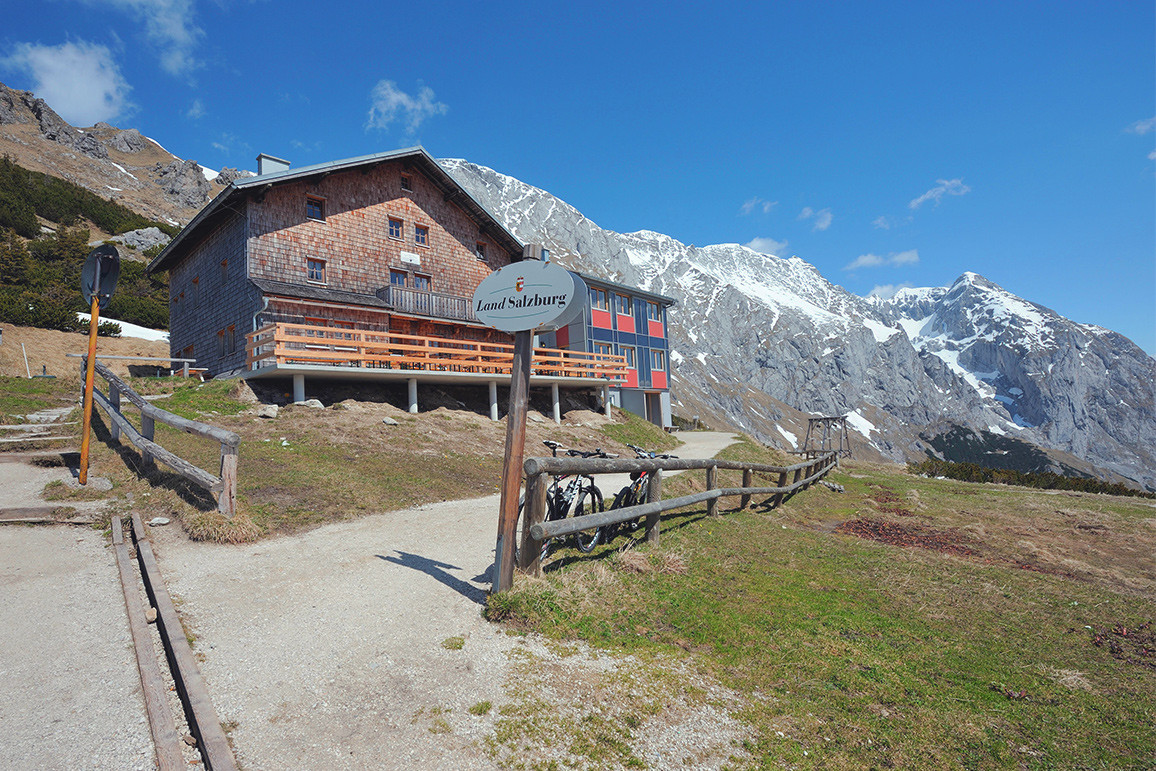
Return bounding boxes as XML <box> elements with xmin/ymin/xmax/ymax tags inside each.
<box><xmin>473</xmin><ymin>260</ymin><xmax>579</xmax><ymax>333</ymax></box>
<box><xmin>81</xmin><ymin>244</ymin><xmax>121</xmax><ymax>310</ymax></box>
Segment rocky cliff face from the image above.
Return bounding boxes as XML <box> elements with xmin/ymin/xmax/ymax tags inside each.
<box><xmin>0</xmin><ymin>81</ymin><xmax>230</xmax><ymax>225</ymax></box>
<box><xmin>440</xmin><ymin>159</ymin><xmax>1156</xmax><ymax>491</ymax></box>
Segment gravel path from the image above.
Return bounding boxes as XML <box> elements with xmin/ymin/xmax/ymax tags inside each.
<box><xmin>0</xmin><ymin>525</ymin><xmax>154</xmax><ymax>770</ymax></box>
<box><xmin>150</xmin><ymin>431</ymin><xmax>741</xmax><ymax>770</ymax></box>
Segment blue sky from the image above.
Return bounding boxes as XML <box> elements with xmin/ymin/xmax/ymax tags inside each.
<box><xmin>3</xmin><ymin>1</ymin><xmax>1154</xmax><ymax>354</ymax></box>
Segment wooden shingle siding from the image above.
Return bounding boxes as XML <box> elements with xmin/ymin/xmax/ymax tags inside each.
<box><xmin>169</xmin><ymin>208</ymin><xmax>261</xmax><ymax>375</ymax></box>
<box><xmin>247</xmin><ymin>162</ymin><xmax>514</xmax><ymax>301</ymax></box>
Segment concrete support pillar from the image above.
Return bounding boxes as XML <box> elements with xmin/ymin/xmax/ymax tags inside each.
<box><xmin>551</xmin><ymin>383</ymin><xmax>561</xmax><ymax>424</ymax></box>
<box><xmin>603</xmin><ymin>386</ymin><xmax>612</xmax><ymax>418</ymax></box>
<box><xmin>489</xmin><ymin>381</ymin><xmax>499</xmax><ymax>421</ymax></box>
<box><xmin>292</xmin><ymin>373</ymin><xmax>305</xmax><ymax>403</ymax></box>
<box><xmin>408</xmin><ymin>378</ymin><xmax>418</xmax><ymax>414</ymax></box>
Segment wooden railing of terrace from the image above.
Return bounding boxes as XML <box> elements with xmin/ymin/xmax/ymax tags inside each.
<box><xmin>246</xmin><ymin>322</ymin><xmax>628</xmax><ymax>382</ymax></box>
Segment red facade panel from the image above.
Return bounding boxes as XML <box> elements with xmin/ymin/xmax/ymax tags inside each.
<box><xmin>617</xmin><ymin>314</ymin><xmax>635</xmax><ymax>334</ymax></box>
<box><xmin>648</xmin><ymin>319</ymin><xmax>665</xmax><ymax>338</ymax></box>
<box><xmin>591</xmin><ymin>308</ymin><xmax>613</xmax><ymax>329</ymax></box>
<box><xmin>651</xmin><ymin>371</ymin><xmax>667</xmax><ymax>390</ymax></box>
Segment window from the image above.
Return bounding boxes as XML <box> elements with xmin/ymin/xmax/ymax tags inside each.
<box><xmin>475</xmin><ymin>241</ymin><xmax>487</xmax><ymax>261</ymax></box>
<box><xmin>415</xmin><ymin>225</ymin><xmax>429</xmax><ymax>247</ymax></box>
<box><xmin>650</xmin><ymin>349</ymin><xmax>666</xmax><ymax>371</ymax></box>
<box><xmin>388</xmin><ymin>217</ymin><xmax>403</xmax><ymax>240</ymax></box>
<box><xmin>192</xmin><ymin>277</ymin><xmax>199</xmax><ymax>307</ymax></box>
<box><xmin>400</xmin><ymin>174</ymin><xmax>413</xmax><ymax>192</ymax></box>
<box><xmin>217</xmin><ymin>328</ymin><xmax>226</xmax><ymax>357</ymax></box>
<box><xmin>306</xmin><ymin>196</ymin><xmax>325</xmax><ymax>220</ymax></box>
<box><xmin>414</xmin><ymin>273</ymin><xmax>431</xmax><ymax>291</ymax></box>
<box><xmin>615</xmin><ymin>293</ymin><xmax>631</xmax><ymax>315</ymax></box>
<box><xmin>593</xmin><ymin>343</ymin><xmax>612</xmax><ymax>357</ymax></box>
<box><xmin>226</xmin><ymin>325</ymin><xmax>236</xmax><ymax>355</ymax></box>
<box><xmin>620</xmin><ymin>346</ymin><xmax>636</xmax><ymax>368</ymax></box>
<box><xmin>390</xmin><ymin>269</ymin><xmax>408</xmax><ymax>287</ymax></box>
<box><xmin>646</xmin><ymin>301</ymin><xmax>661</xmax><ymax>322</ymax></box>
<box><xmin>220</xmin><ymin>259</ymin><xmax>228</xmax><ymax>283</ymax></box>
<box><xmin>307</xmin><ymin>258</ymin><xmax>326</xmax><ymax>283</ymax></box>
<box><xmin>590</xmin><ymin>287</ymin><xmax>609</xmax><ymax>311</ymax></box>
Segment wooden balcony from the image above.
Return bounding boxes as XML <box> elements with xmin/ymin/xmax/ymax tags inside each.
<box><xmin>245</xmin><ymin>322</ymin><xmax>627</xmax><ymax>384</ymax></box>
<box><xmin>376</xmin><ymin>284</ymin><xmax>477</xmax><ymax>323</ymax></box>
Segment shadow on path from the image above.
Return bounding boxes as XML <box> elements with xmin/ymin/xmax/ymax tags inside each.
<box><xmin>377</xmin><ymin>551</ymin><xmax>488</xmax><ymax>606</ymax></box>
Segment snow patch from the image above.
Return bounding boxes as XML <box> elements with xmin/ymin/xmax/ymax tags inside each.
<box><xmin>845</xmin><ymin>410</ymin><xmax>876</xmax><ymax>438</ymax></box>
<box><xmin>862</xmin><ymin>318</ymin><xmax>900</xmax><ymax>343</ymax></box>
<box><xmin>199</xmin><ymin>165</ymin><xmax>219</xmax><ymax>182</ymax></box>
<box><xmin>669</xmin><ymin>350</ymin><xmax>684</xmax><ymax>364</ymax></box>
<box><xmin>109</xmin><ymin>162</ymin><xmax>137</xmax><ymax>180</ymax></box>
<box><xmin>987</xmin><ymin>425</ymin><xmax>1006</xmax><ymax>436</ymax></box>
<box><xmin>776</xmin><ymin>425</ymin><xmax>798</xmax><ymax>448</ymax></box>
<box><xmin>77</xmin><ymin>314</ymin><xmax>169</xmax><ymax>342</ymax></box>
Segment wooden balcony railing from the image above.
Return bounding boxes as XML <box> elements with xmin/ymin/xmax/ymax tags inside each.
<box><xmin>375</xmin><ymin>285</ymin><xmax>477</xmax><ymax>323</ymax></box>
<box><xmin>245</xmin><ymin>322</ymin><xmax>628</xmax><ymax>382</ymax></box>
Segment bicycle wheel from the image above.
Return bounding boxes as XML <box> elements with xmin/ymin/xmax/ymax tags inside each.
<box><xmin>627</xmin><ymin>477</ymin><xmax>648</xmax><ymax>531</ymax></box>
<box><xmin>572</xmin><ymin>484</ymin><xmax>604</xmax><ymax>553</ymax></box>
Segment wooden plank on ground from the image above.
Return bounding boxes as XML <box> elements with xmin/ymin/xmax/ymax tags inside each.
<box><xmin>112</xmin><ymin>516</ymin><xmax>184</xmax><ymax>771</ymax></box>
<box><xmin>130</xmin><ymin>513</ymin><xmax>238</xmax><ymax>771</ymax></box>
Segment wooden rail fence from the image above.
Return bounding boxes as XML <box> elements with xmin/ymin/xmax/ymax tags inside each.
<box><xmin>84</xmin><ymin>360</ymin><xmax>240</xmax><ymax>518</ymax></box>
<box><xmin>246</xmin><ymin>322</ymin><xmax>628</xmax><ymax>381</ymax></box>
<box><xmin>516</xmin><ymin>451</ymin><xmax>839</xmax><ymax>578</ymax></box>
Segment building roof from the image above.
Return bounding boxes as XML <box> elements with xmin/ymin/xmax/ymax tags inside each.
<box><xmin>148</xmin><ymin>146</ymin><xmax>524</xmax><ymax>274</ymax></box>
<box><xmin>574</xmin><ymin>271</ymin><xmax>677</xmax><ymax>306</ymax></box>
<box><xmin>249</xmin><ymin>278</ymin><xmax>391</xmax><ymax>309</ymax></box>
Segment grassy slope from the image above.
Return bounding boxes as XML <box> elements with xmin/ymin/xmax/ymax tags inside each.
<box><xmin>491</xmin><ymin>438</ymin><xmax>1156</xmax><ymax>769</ymax></box>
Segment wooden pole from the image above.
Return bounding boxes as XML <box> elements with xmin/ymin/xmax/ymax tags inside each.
<box><xmin>740</xmin><ymin>467</ymin><xmax>753</xmax><ymax>510</ymax></box>
<box><xmin>706</xmin><ymin>465</ymin><xmax>718</xmax><ymax>516</ymax></box>
<box><xmin>519</xmin><ymin>472</ymin><xmax>547</xmax><ymax>577</ymax></box>
<box><xmin>645</xmin><ymin>469</ymin><xmax>662</xmax><ymax>544</ymax></box>
<box><xmin>493</xmin><ymin>329</ymin><xmax>533</xmax><ymax>594</ymax></box>
<box><xmin>78</xmin><ymin>294</ymin><xmax>101</xmax><ymax>485</ymax></box>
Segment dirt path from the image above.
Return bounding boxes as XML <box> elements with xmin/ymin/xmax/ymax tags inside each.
<box><xmin>150</xmin><ymin>431</ymin><xmax>741</xmax><ymax>770</ymax></box>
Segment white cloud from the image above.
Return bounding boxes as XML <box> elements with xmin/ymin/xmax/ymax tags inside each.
<box><xmin>740</xmin><ymin>196</ymin><xmax>777</xmax><ymax>215</ymax></box>
<box><xmin>2</xmin><ymin>41</ymin><xmax>132</xmax><ymax>125</ymax></box>
<box><xmin>872</xmin><ymin>216</ymin><xmax>891</xmax><ymax>230</ymax></box>
<box><xmin>96</xmin><ymin>0</ymin><xmax>203</xmax><ymax>76</ymax></box>
<box><xmin>745</xmin><ymin>236</ymin><xmax>788</xmax><ymax>256</ymax></box>
<box><xmin>1126</xmin><ymin>116</ymin><xmax>1155</xmax><ymax>135</ymax></box>
<box><xmin>366</xmin><ymin>80</ymin><xmax>448</xmax><ymax>134</ymax></box>
<box><xmin>185</xmin><ymin>99</ymin><xmax>204</xmax><ymax>119</ymax></box>
<box><xmin>844</xmin><ymin>249</ymin><xmax>920</xmax><ymax>271</ymax></box>
<box><xmin>798</xmin><ymin>206</ymin><xmax>833</xmax><ymax>231</ymax></box>
<box><xmin>1149</xmin><ymin>149</ymin><xmax>1156</xmax><ymax>161</ymax></box>
<box><xmin>909</xmin><ymin>178</ymin><xmax>970</xmax><ymax>209</ymax></box>
<box><xmin>867</xmin><ymin>283</ymin><xmax>915</xmax><ymax>299</ymax></box>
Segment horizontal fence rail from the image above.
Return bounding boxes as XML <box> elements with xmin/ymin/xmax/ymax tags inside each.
<box><xmin>246</xmin><ymin>322</ymin><xmax>628</xmax><ymax>382</ymax></box>
<box><xmin>515</xmin><ymin>452</ymin><xmax>838</xmax><ymax>580</ymax></box>
<box><xmin>86</xmin><ymin>360</ymin><xmax>240</xmax><ymax>517</ymax></box>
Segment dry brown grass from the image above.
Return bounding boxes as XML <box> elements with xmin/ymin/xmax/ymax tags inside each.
<box><xmin>0</xmin><ymin>323</ymin><xmax>171</xmax><ymax>380</ymax></box>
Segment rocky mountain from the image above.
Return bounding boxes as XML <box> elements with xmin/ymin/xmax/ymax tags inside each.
<box><xmin>440</xmin><ymin>159</ymin><xmax>1156</xmax><ymax>491</ymax></box>
<box><xmin>0</xmin><ymin>82</ymin><xmax>245</xmax><ymax>227</ymax></box>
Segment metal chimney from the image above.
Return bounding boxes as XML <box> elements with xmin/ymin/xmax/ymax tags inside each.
<box><xmin>256</xmin><ymin>153</ymin><xmax>290</xmax><ymax>176</ymax></box>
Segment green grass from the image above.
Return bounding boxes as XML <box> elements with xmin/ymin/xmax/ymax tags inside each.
<box><xmin>0</xmin><ymin>375</ymin><xmax>76</xmax><ymax>422</ymax></box>
<box><xmin>488</xmin><ymin>462</ymin><xmax>1156</xmax><ymax>769</ymax></box>
<box><xmin>598</xmin><ymin>408</ymin><xmax>682</xmax><ymax>453</ymax></box>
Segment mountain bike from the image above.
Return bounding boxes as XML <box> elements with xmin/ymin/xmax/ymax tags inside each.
<box><xmin>516</xmin><ymin>440</ymin><xmax>613</xmax><ymax>563</ymax></box>
<box><xmin>602</xmin><ymin>443</ymin><xmax>678</xmax><ymax>544</ymax></box>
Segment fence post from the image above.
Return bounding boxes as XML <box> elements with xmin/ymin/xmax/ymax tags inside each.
<box><xmin>218</xmin><ymin>442</ymin><xmax>238</xmax><ymax>519</ymax></box>
<box><xmin>773</xmin><ymin>471</ymin><xmax>788</xmax><ymax>508</ymax></box>
<box><xmin>706</xmin><ymin>465</ymin><xmax>718</xmax><ymax>516</ymax></box>
<box><xmin>740</xmin><ymin>468</ymin><xmax>753</xmax><ymax>510</ymax></box>
<box><xmin>108</xmin><ymin>383</ymin><xmax>121</xmax><ymax>442</ymax></box>
<box><xmin>140</xmin><ymin>413</ymin><xmax>155</xmax><ymax>473</ymax></box>
<box><xmin>645</xmin><ymin>469</ymin><xmax>662</xmax><ymax>545</ymax></box>
<box><xmin>520</xmin><ymin>472</ymin><xmax>548</xmax><ymax>577</ymax></box>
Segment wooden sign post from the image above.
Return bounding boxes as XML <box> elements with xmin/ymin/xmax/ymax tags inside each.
<box><xmin>473</xmin><ymin>247</ymin><xmax>582</xmax><ymax>594</ymax></box>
